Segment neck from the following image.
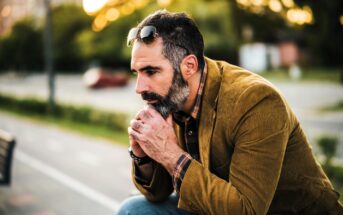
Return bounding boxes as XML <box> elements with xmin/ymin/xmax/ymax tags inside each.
<box><xmin>181</xmin><ymin>70</ymin><xmax>202</xmax><ymax>114</ymax></box>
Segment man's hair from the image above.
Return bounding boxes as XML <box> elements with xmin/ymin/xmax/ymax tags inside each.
<box><xmin>136</xmin><ymin>10</ymin><xmax>205</xmax><ymax>72</ymax></box>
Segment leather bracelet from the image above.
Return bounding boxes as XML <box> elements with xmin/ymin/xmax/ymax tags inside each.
<box><xmin>128</xmin><ymin>147</ymin><xmax>152</xmax><ymax>166</ymax></box>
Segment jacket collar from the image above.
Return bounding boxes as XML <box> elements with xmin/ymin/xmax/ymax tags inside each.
<box><xmin>198</xmin><ymin>57</ymin><xmax>223</xmax><ymax>168</ymax></box>
<box><xmin>201</xmin><ymin>57</ymin><xmax>223</xmax><ymax>113</ymax></box>
<box><xmin>173</xmin><ymin>57</ymin><xmax>223</xmax><ymax>168</ymax></box>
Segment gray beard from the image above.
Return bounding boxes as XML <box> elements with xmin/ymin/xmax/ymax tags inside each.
<box><xmin>149</xmin><ymin>69</ymin><xmax>189</xmax><ymax>118</ymax></box>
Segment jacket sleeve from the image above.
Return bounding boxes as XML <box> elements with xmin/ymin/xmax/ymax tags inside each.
<box><xmin>178</xmin><ymin>84</ymin><xmax>291</xmax><ymax>215</ymax></box>
<box><xmin>132</xmin><ymin>161</ymin><xmax>174</xmax><ymax>202</ymax></box>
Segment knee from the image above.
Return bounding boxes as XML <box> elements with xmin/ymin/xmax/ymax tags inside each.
<box><xmin>116</xmin><ymin>195</ymin><xmax>149</xmax><ymax>215</ymax></box>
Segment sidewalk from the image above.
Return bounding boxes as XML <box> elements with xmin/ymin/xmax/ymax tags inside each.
<box><xmin>0</xmin><ymin>73</ymin><xmax>145</xmax><ymax>115</ymax></box>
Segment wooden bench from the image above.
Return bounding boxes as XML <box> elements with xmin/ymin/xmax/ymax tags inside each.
<box><xmin>0</xmin><ymin>129</ymin><xmax>16</xmax><ymax>185</ymax></box>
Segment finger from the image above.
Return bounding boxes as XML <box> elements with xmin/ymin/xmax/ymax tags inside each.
<box><xmin>136</xmin><ymin>109</ymin><xmax>154</xmax><ymax>122</ymax></box>
<box><xmin>128</xmin><ymin>127</ymin><xmax>135</xmax><ymax>142</ymax></box>
<box><xmin>134</xmin><ymin>109</ymin><xmax>144</xmax><ymax>120</ymax></box>
<box><xmin>146</xmin><ymin>107</ymin><xmax>163</xmax><ymax>119</ymax></box>
<box><xmin>128</xmin><ymin>126</ymin><xmax>146</xmax><ymax>143</ymax></box>
<box><xmin>130</xmin><ymin>119</ymin><xmax>144</xmax><ymax>132</ymax></box>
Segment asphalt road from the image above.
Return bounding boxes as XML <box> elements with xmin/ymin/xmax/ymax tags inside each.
<box><xmin>0</xmin><ymin>112</ymin><xmax>135</xmax><ymax>215</ymax></box>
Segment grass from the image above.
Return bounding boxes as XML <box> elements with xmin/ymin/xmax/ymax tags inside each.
<box><xmin>0</xmin><ymin>93</ymin><xmax>130</xmax><ymax>146</ymax></box>
<box><xmin>321</xmin><ymin>100</ymin><xmax>343</xmax><ymax>112</ymax></box>
<box><xmin>322</xmin><ymin>163</ymin><xmax>343</xmax><ymax>202</ymax></box>
<box><xmin>260</xmin><ymin>67</ymin><xmax>342</xmax><ymax>83</ymax></box>
<box><xmin>0</xmin><ymin>108</ymin><xmax>129</xmax><ymax>146</ymax></box>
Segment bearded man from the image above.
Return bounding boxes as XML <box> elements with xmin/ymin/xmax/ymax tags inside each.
<box><xmin>117</xmin><ymin>10</ymin><xmax>343</xmax><ymax>215</ymax></box>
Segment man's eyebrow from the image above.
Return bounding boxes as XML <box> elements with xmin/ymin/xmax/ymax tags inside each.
<box><xmin>131</xmin><ymin>66</ymin><xmax>161</xmax><ymax>73</ymax></box>
<box><xmin>140</xmin><ymin>66</ymin><xmax>161</xmax><ymax>72</ymax></box>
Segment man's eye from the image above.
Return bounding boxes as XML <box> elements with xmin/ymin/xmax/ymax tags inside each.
<box><xmin>146</xmin><ymin>70</ymin><xmax>157</xmax><ymax>75</ymax></box>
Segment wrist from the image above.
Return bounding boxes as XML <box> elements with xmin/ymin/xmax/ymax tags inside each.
<box><xmin>130</xmin><ymin>145</ymin><xmax>146</xmax><ymax>157</ymax></box>
<box><xmin>128</xmin><ymin>147</ymin><xmax>152</xmax><ymax>166</ymax></box>
<box><xmin>164</xmin><ymin>150</ymin><xmax>185</xmax><ymax>175</ymax></box>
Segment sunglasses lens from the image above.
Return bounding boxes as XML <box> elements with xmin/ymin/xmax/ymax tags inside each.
<box><xmin>127</xmin><ymin>28</ymin><xmax>139</xmax><ymax>46</ymax></box>
<box><xmin>140</xmin><ymin>26</ymin><xmax>157</xmax><ymax>44</ymax></box>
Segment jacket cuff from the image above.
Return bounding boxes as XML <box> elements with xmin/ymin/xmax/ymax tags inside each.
<box><xmin>132</xmin><ymin>161</ymin><xmax>173</xmax><ymax>202</ymax></box>
<box><xmin>172</xmin><ymin>152</ymin><xmax>192</xmax><ymax>192</ymax></box>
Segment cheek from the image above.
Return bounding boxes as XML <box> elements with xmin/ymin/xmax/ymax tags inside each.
<box><xmin>154</xmin><ymin>72</ymin><xmax>174</xmax><ymax>95</ymax></box>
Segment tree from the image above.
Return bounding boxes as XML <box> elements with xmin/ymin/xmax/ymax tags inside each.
<box><xmin>52</xmin><ymin>4</ymin><xmax>92</xmax><ymax>71</ymax></box>
<box><xmin>298</xmin><ymin>0</ymin><xmax>343</xmax><ymax>67</ymax></box>
<box><xmin>75</xmin><ymin>11</ymin><xmax>142</xmax><ymax>68</ymax></box>
<box><xmin>81</xmin><ymin>0</ymin><xmax>239</xmax><ymax>64</ymax></box>
<box><xmin>0</xmin><ymin>18</ymin><xmax>43</xmax><ymax>71</ymax></box>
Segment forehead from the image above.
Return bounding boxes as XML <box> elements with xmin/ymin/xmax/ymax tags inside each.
<box><xmin>130</xmin><ymin>38</ymin><xmax>169</xmax><ymax>70</ymax></box>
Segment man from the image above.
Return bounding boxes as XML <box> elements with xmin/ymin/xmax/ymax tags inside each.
<box><xmin>117</xmin><ymin>10</ymin><xmax>343</xmax><ymax>215</ymax></box>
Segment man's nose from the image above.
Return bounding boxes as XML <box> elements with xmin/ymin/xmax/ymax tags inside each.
<box><xmin>135</xmin><ymin>74</ymin><xmax>149</xmax><ymax>94</ymax></box>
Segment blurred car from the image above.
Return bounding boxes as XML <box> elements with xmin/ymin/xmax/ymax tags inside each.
<box><xmin>83</xmin><ymin>67</ymin><xmax>129</xmax><ymax>89</ymax></box>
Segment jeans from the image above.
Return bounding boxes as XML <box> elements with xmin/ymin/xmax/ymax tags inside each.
<box><xmin>116</xmin><ymin>193</ymin><xmax>196</xmax><ymax>215</ymax></box>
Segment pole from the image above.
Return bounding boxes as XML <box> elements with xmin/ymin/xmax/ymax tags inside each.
<box><xmin>43</xmin><ymin>0</ymin><xmax>55</xmax><ymax>114</ymax></box>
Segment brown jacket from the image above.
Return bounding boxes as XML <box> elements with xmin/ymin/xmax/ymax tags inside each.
<box><xmin>132</xmin><ymin>58</ymin><xmax>342</xmax><ymax>214</ymax></box>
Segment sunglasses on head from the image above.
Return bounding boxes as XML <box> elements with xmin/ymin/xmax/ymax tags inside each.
<box><xmin>127</xmin><ymin>25</ymin><xmax>190</xmax><ymax>55</ymax></box>
<box><xmin>127</xmin><ymin>25</ymin><xmax>157</xmax><ymax>47</ymax></box>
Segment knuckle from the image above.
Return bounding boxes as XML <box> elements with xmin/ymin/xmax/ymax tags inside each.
<box><xmin>130</xmin><ymin>119</ymin><xmax>135</xmax><ymax>125</ymax></box>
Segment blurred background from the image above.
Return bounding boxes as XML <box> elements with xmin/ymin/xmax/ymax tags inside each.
<box><xmin>0</xmin><ymin>0</ymin><xmax>342</xmax><ymax>214</ymax></box>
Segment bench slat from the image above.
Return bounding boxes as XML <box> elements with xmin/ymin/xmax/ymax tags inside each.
<box><xmin>0</xmin><ymin>129</ymin><xmax>16</xmax><ymax>185</ymax></box>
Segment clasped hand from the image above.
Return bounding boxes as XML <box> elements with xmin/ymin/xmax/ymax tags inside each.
<box><xmin>128</xmin><ymin>107</ymin><xmax>184</xmax><ymax>174</ymax></box>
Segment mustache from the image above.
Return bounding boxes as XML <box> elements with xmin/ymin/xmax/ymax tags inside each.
<box><xmin>141</xmin><ymin>92</ymin><xmax>164</xmax><ymax>101</ymax></box>
<box><xmin>141</xmin><ymin>92</ymin><xmax>170</xmax><ymax>119</ymax></box>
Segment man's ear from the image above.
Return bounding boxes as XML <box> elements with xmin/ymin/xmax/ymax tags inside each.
<box><xmin>180</xmin><ymin>55</ymin><xmax>198</xmax><ymax>81</ymax></box>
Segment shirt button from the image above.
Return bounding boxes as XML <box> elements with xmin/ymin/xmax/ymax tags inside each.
<box><xmin>188</xmin><ymin>130</ymin><xmax>193</xmax><ymax>135</ymax></box>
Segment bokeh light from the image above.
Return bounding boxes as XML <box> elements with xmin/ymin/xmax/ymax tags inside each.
<box><xmin>269</xmin><ymin>0</ymin><xmax>282</xmax><ymax>13</ymax></box>
<box><xmin>92</xmin><ymin>13</ymin><xmax>107</xmax><ymax>31</ymax></box>
<box><xmin>235</xmin><ymin>0</ymin><xmax>313</xmax><ymax>26</ymax></box>
<box><xmin>106</xmin><ymin>8</ymin><xmax>120</xmax><ymax>21</ymax></box>
<box><xmin>119</xmin><ymin>2</ymin><xmax>135</xmax><ymax>16</ymax></box>
<box><xmin>82</xmin><ymin>0</ymin><xmax>315</xmax><ymax>32</ymax></box>
<box><xmin>1</xmin><ymin>5</ymin><xmax>11</xmax><ymax>17</ymax></box>
<box><xmin>281</xmin><ymin>0</ymin><xmax>294</xmax><ymax>8</ymax></box>
<box><xmin>286</xmin><ymin>6</ymin><xmax>313</xmax><ymax>25</ymax></box>
<box><xmin>83</xmin><ymin>0</ymin><xmax>108</xmax><ymax>15</ymax></box>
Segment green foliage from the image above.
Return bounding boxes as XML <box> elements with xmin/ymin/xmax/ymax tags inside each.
<box><xmin>321</xmin><ymin>100</ymin><xmax>343</xmax><ymax>112</ymax></box>
<box><xmin>0</xmin><ymin>18</ymin><xmax>43</xmax><ymax>71</ymax></box>
<box><xmin>0</xmin><ymin>5</ymin><xmax>92</xmax><ymax>72</ymax></box>
<box><xmin>261</xmin><ymin>67</ymin><xmax>341</xmax><ymax>83</ymax></box>
<box><xmin>0</xmin><ymin>93</ymin><xmax>128</xmax><ymax>132</ymax></box>
<box><xmin>75</xmin><ymin>11</ymin><xmax>142</xmax><ymax>68</ymax></box>
<box><xmin>1</xmin><ymin>1</ymin><xmax>342</xmax><ymax>72</ymax></box>
<box><xmin>77</xmin><ymin>0</ymin><xmax>239</xmax><ymax>67</ymax></box>
<box><xmin>52</xmin><ymin>5</ymin><xmax>92</xmax><ymax>70</ymax></box>
<box><xmin>318</xmin><ymin>135</ymin><xmax>338</xmax><ymax>164</ymax></box>
<box><xmin>0</xmin><ymin>93</ymin><xmax>45</xmax><ymax>113</ymax></box>
<box><xmin>323</xmin><ymin>164</ymin><xmax>343</xmax><ymax>187</ymax></box>
<box><xmin>232</xmin><ymin>5</ymin><xmax>288</xmax><ymax>43</ymax></box>
<box><xmin>317</xmin><ymin>135</ymin><xmax>342</xmax><ymax>193</ymax></box>
<box><xmin>316</xmin><ymin>135</ymin><xmax>343</xmax><ymax>198</ymax></box>
<box><xmin>144</xmin><ymin>0</ymin><xmax>238</xmax><ymax>62</ymax></box>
